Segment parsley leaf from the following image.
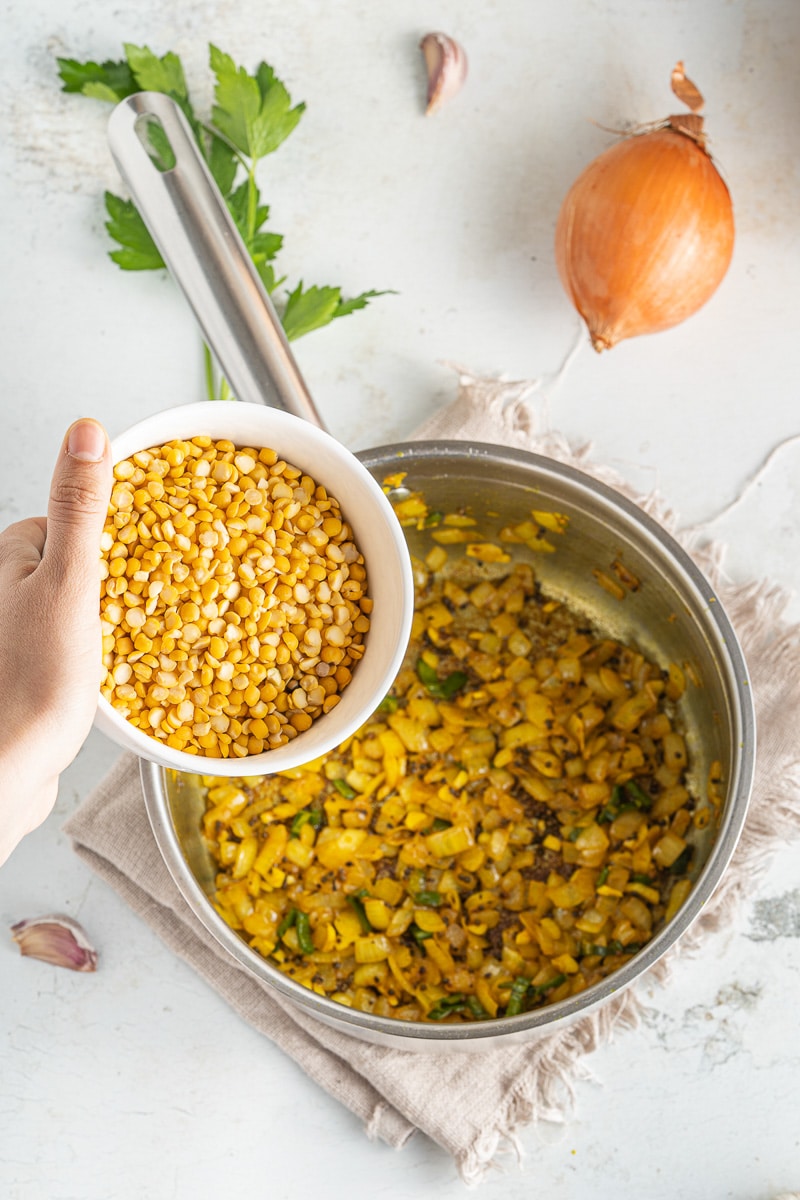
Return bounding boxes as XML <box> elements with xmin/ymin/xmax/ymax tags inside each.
<box><xmin>226</xmin><ymin>180</ymin><xmax>269</xmax><ymax>241</ymax></box>
<box><xmin>210</xmin><ymin>45</ymin><xmax>305</xmax><ymax>160</ymax></box>
<box><xmin>124</xmin><ymin>43</ymin><xmax>188</xmax><ymax>101</ymax></box>
<box><xmin>335</xmin><ymin>289</ymin><xmax>392</xmax><ymax>318</ymax></box>
<box><xmin>137</xmin><ymin>115</ymin><xmax>177</xmax><ymax>172</ymax></box>
<box><xmin>59</xmin><ymin>42</ymin><xmax>392</xmax><ymax>376</ymax></box>
<box><xmin>251</xmin><ymin>231</ymin><xmax>284</xmax><ymax>266</ymax></box>
<box><xmin>104</xmin><ymin>192</ymin><xmax>165</xmax><ymax>271</ymax></box>
<box><xmin>206</xmin><ymin>133</ymin><xmax>239</xmax><ymax>196</ymax></box>
<box><xmin>282</xmin><ymin>283</ymin><xmax>388</xmax><ymax>340</ymax></box>
<box><xmin>57</xmin><ymin>57</ymin><xmax>136</xmax><ymax>101</ymax></box>
<box><xmin>281</xmin><ymin>283</ymin><xmax>343</xmax><ymax>341</ymax></box>
<box><xmin>254</xmin><ymin>261</ymin><xmax>285</xmax><ymax>295</ymax></box>
<box><xmin>224</xmin><ymin>179</ymin><xmax>284</xmax><ymax>280</ymax></box>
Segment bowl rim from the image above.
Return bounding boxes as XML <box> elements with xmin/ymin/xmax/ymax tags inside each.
<box><xmin>140</xmin><ymin>439</ymin><xmax>757</xmax><ymax>1044</ymax></box>
<box><xmin>96</xmin><ymin>400</ymin><xmax>415</xmax><ymax>775</ymax></box>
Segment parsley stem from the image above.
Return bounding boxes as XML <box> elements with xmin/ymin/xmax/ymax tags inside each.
<box><xmin>199</xmin><ymin>121</ymin><xmax>249</xmax><ymax>170</ymax></box>
<box><xmin>203</xmin><ymin>342</ymin><xmax>231</xmax><ymax>401</ymax></box>
<box><xmin>247</xmin><ymin>165</ymin><xmax>258</xmax><ymax>246</ymax></box>
<box><xmin>203</xmin><ymin>342</ymin><xmax>216</xmax><ymax>401</ymax></box>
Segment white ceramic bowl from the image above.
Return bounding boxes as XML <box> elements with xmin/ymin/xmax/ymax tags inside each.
<box><xmin>94</xmin><ymin>401</ymin><xmax>414</xmax><ymax>774</ymax></box>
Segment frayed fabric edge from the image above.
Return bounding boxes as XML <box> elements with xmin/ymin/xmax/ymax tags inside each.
<box><xmin>454</xmin><ymin>988</ymin><xmax>644</xmax><ymax>1186</ymax></box>
<box><xmin>415</xmin><ymin>368</ymin><xmax>800</xmax><ymax>1182</ymax></box>
<box><xmin>422</xmin><ymin>368</ymin><xmax>688</xmax><ymax>544</ymax></box>
<box><xmin>365</xmin><ymin>1101</ymin><xmax>417</xmax><ymax>1150</ymax></box>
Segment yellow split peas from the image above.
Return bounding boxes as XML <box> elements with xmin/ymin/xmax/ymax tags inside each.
<box><xmin>202</xmin><ymin>554</ymin><xmax>703</xmax><ymax>1022</ymax></box>
<box><xmin>100</xmin><ymin>437</ymin><xmax>370</xmax><ymax>758</ymax></box>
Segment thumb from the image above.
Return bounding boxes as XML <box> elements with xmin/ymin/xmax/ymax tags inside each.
<box><xmin>43</xmin><ymin>419</ymin><xmax>113</xmax><ymax>577</ymax></box>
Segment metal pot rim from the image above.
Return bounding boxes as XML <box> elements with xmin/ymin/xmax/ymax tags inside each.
<box><xmin>140</xmin><ymin>439</ymin><xmax>756</xmax><ymax>1046</ymax></box>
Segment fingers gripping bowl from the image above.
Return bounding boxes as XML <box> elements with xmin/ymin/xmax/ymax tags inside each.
<box><xmin>94</xmin><ymin>401</ymin><xmax>415</xmax><ymax>775</ymax></box>
<box><xmin>140</xmin><ymin>442</ymin><xmax>756</xmax><ymax>1049</ymax></box>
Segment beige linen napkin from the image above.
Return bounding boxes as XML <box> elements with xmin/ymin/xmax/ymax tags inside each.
<box><xmin>65</xmin><ymin>370</ymin><xmax>800</xmax><ymax>1184</ymax></box>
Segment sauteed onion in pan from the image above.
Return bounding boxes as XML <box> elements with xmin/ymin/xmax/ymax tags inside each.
<box><xmin>199</xmin><ymin>489</ymin><xmax>716</xmax><ymax>1022</ymax></box>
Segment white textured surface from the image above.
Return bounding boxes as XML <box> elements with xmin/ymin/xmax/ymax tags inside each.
<box><xmin>2</xmin><ymin>2</ymin><xmax>800</xmax><ymax>1197</ymax></box>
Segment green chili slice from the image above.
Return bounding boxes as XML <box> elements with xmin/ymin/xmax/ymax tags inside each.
<box><xmin>333</xmin><ymin>779</ymin><xmax>357</xmax><ymax>799</ymax></box>
<box><xmin>277</xmin><ymin>908</ymin><xmax>297</xmax><ymax>939</ymax></box>
<box><xmin>290</xmin><ymin>809</ymin><xmax>323</xmax><ymax>837</ymax></box>
<box><xmin>669</xmin><ymin>846</ymin><xmax>693</xmax><ymax>874</ymax></box>
<box><xmin>530</xmin><ymin>972</ymin><xmax>567</xmax><ymax>996</ymax></box>
<box><xmin>416</xmin><ymin>658</ymin><xmax>468</xmax><ymax>700</ymax></box>
<box><xmin>624</xmin><ymin>781</ymin><xmax>653</xmax><ymax>810</ymax></box>
<box><xmin>505</xmin><ymin>976</ymin><xmax>531</xmax><ymax>1016</ymax></box>
<box><xmin>347</xmin><ymin>894</ymin><xmax>371</xmax><ymax>933</ymax></box>
<box><xmin>598</xmin><ymin>783</ymin><xmax>641</xmax><ymax>824</ymax></box>
<box><xmin>427</xmin><ymin>994</ymin><xmax>467</xmax><ymax>1020</ymax></box>
<box><xmin>295</xmin><ymin>911</ymin><xmax>314</xmax><ymax>955</ymax></box>
<box><xmin>586</xmin><ymin>940</ymin><xmax>643</xmax><ymax>959</ymax></box>
<box><xmin>466</xmin><ymin>995</ymin><xmax>489</xmax><ymax>1020</ymax></box>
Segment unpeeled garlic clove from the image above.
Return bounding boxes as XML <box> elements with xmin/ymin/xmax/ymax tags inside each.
<box><xmin>10</xmin><ymin>914</ymin><xmax>98</xmax><ymax>972</ymax></box>
<box><xmin>420</xmin><ymin>33</ymin><xmax>468</xmax><ymax>116</ymax></box>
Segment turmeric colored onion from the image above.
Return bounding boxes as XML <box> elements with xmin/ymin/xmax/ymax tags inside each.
<box><xmin>555</xmin><ymin>126</ymin><xmax>735</xmax><ymax>351</ymax></box>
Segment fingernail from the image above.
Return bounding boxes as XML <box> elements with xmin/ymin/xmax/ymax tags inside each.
<box><xmin>67</xmin><ymin>419</ymin><xmax>107</xmax><ymax>463</ymax></box>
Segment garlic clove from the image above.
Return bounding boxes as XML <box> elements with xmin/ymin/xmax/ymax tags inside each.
<box><xmin>420</xmin><ymin>33</ymin><xmax>468</xmax><ymax>116</ymax></box>
<box><xmin>10</xmin><ymin>914</ymin><xmax>98</xmax><ymax>972</ymax></box>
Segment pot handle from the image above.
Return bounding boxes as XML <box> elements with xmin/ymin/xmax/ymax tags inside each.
<box><xmin>107</xmin><ymin>92</ymin><xmax>326</xmax><ymax>429</ymax></box>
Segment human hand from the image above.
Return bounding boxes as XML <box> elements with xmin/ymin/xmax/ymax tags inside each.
<box><xmin>0</xmin><ymin>419</ymin><xmax>112</xmax><ymax>865</ymax></box>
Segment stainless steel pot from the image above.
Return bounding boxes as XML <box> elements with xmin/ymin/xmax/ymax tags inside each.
<box><xmin>140</xmin><ymin>442</ymin><xmax>755</xmax><ymax>1048</ymax></box>
<box><xmin>112</xmin><ymin>93</ymin><xmax>756</xmax><ymax>1049</ymax></box>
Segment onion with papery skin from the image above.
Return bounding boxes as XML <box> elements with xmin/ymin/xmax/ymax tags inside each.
<box><xmin>555</xmin><ymin>63</ymin><xmax>734</xmax><ymax>351</ymax></box>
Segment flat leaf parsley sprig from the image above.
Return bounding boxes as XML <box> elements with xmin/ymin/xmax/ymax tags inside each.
<box><xmin>57</xmin><ymin>43</ymin><xmax>389</xmax><ymax>398</ymax></box>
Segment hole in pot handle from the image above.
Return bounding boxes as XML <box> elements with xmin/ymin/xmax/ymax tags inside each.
<box><xmin>133</xmin><ymin>112</ymin><xmax>177</xmax><ymax>173</ymax></box>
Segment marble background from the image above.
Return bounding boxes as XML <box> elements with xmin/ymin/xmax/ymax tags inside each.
<box><xmin>1</xmin><ymin>2</ymin><xmax>799</xmax><ymax>1197</ymax></box>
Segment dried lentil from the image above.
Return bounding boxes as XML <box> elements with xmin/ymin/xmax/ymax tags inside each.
<box><xmin>100</xmin><ymin>437</ymin><xmax>369</xmax><ymax>757</ymax></box>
